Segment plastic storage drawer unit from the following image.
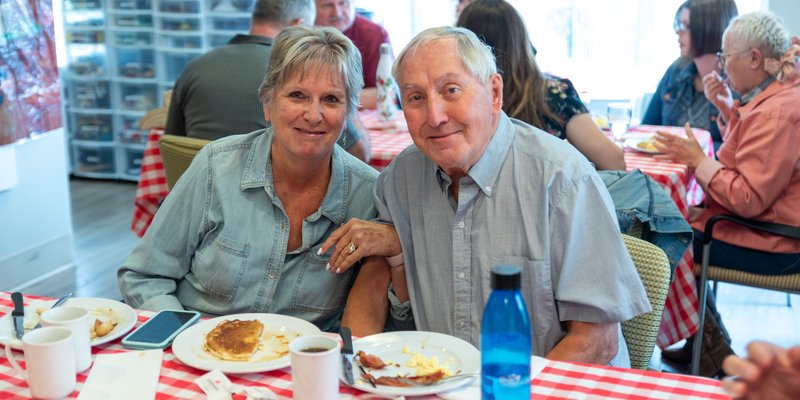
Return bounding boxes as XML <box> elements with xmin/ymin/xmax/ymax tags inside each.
<box><xmin>70</xmin><ymin>112</ymin><xmax>114</xmax><ymax>142</ymax></box>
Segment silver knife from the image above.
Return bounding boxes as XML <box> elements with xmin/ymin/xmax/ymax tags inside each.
<box><xmin>339</xmin><ymin>326</ymin><xmax>355</xmax><ymax>386</ymax></box>
<box><xmin>11</xmin><ymin>292</ymin><xmax>25</xmax><ymax>339</ymax></box>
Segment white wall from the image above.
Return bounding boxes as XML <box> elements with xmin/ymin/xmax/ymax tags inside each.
<box><xmin>0</xmin><ymin>128</ymin><xmax>74</xmax><ymax>291</ymax></box>
<box><xmin>768</xmin><ymin>0</ymin><xmax>800</xmax><ymax>35</ymax></box>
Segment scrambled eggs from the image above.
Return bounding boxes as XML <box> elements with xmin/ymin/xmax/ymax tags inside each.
<box><xmin>636</xmin><ymin>139</ymin><xmax>658</xmax><ymax>151</ymax></box>
<box><xmin>402</xmin><ymin>346</ymin><xmax>454</xmax><ymax>376</ymax></box>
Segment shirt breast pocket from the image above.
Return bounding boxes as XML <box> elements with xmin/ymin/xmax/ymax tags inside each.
<box><xmin>191</xmin><ymin>234</ymin><xmax>250</xmax><ymax>301</ymax></box>
<box><xmin>490</xmin><ymin>256</ymin><xmax>557</xmax><ymax>340</ymax></box>
<box><xmin>291</xmin><ymin>252</ymin><xmax>353</xmax><ymax>314</ymax></box>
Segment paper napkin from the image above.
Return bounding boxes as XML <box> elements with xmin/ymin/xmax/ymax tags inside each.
<box><xmin>77</xmin><ymin>349</ymin><xmax>163</xmax><ymax>400</ymax></box>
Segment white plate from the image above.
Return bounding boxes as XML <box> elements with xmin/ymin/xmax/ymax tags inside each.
<box><xmin>171</xmin><ymin>313</ymin><xmax>321</xmax><ymax>374</ymax></box>
<box><xmin>625</xmin><ymin>137</ymin><xmax>662</xmax><ymax>154</ymax></box>
<box><xmin>342</xmin><ymin>331</ymin><xmax>480</xmax><ymax>397</ymax></box>
<box><xmin>0</xmin><ymin>297</ymin><xmax>137</xmax><ymax>350</ymax></box>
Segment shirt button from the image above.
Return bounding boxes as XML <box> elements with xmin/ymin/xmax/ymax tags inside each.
<box><xmin>457</xmin><ymin>272</ymin><xmax>465</xmax><ymax>279</ymax></box>
<box><xmin>458</xmin><ymin>320</ymin><xmax>466</xmax><ymax>328</ymax></box>
<box><xmin>485</xmin><ymin>186</ymin><xmax>492</xmax><ymax>193</ymax></box>
<box><xmin>458</xmin><ymin>221</ymin><xmax>465</xmax><ymax>229</ymax></box>
<box><xmin>268</xmin><ymin>272</ymin><xmax>277</xmax><ymax>280</ymax></box>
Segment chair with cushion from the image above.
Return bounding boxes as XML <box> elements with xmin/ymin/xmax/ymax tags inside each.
<box><xmin>158</xmin><ymin>135</ymin><xmax>210</xmax><ymax>190</ymax></box>
<box><xmin>690</xmin><ymin>214</ymin><xmax>800</xmax><ymax>375</ymax></box>
<box><xmin>621</xmin><ymin>234</ymin><xmax>672</xmax><ymax>370</ymax></box>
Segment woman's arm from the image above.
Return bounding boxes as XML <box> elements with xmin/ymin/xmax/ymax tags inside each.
<box><xmin>565</xmin><ymin>113</ymin><xmax>626</xmax><ymax>171</ymax></box>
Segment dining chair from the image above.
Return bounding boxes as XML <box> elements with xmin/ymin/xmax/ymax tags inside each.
<box><xmin>690</xmin><ymin>214</ymin><xmax>800</xmax><ymax>375</ymax></box>
<box><xmin>158</xmin><ymin>135</ymin><xmax>210</xmax><ymax>190</ymax></box>
<box><xmin>621</xmin><ymin>234</ymin><xmax>672</xmax><ymax>370</ymax></box>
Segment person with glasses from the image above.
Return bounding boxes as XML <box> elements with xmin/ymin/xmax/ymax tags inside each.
<box><xmin>654</xmin><ymin>11</ymin><xmax>800</xmax><ymax>377</ymax></box>
<box><xmin>642</xmin><ymin>0</ymin><xmax>738</xmax><ymax>153</ymax></box>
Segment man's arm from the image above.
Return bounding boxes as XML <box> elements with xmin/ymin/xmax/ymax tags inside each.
<box><xmin>341</xmin><ymin>256</ymin><xmax>391</xmax><ymax>337</ymax></box>
<box><xmin>546</xmin><ymin>321</ymin><xmax>619</xmax><ymax>364</ymax></box>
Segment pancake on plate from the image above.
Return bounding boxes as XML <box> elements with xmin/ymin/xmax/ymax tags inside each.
<box><xmin>203</xmin><ymin>319</ymin><xmax>265</xmax><ymax>361</ymax></box>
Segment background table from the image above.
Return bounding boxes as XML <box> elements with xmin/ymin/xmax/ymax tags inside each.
<box><xmin>0</xmin><ymin>293</ymin><xmax>728</xmax><ymax>399</ymax></box>
<box><xmin>130</xmin><ymin>119</ymin><xmax>708</xmax><ymax>349</ymax></box>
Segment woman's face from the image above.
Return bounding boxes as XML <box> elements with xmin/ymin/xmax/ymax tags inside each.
<box><xmin>676</xmin><ymin>8</ymin><xmax>692</xmax><ymax>58</ymax></box>
<box><xmin>264</xmin><ymin>66</ymin><xmax>349</xmax><ymax>165</ymax></box>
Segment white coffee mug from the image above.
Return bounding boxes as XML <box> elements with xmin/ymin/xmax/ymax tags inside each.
<box><xmin>4</xmin><ymin>327</ymin><xmax>77</xmax><ymax>400</ymax></box>
<box><xmin>41</xmin><ymin>306</ymin><xmax>92</xmax><ymax>372</ymax></box>
<box><xmin>289</xmin><ymin>335</ymin><xmax>340</xmax><ymax>400</ymax></box>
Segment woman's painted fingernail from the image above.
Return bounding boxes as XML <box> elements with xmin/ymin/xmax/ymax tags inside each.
<box><xmin>335</xmin><ymin>268</ymin><xmax>342</xmax><ymax>274</ymax></box>
<box><xmin>326</xmin><ymin>263</ymin><xmax>331</xmax><ymax>271</ymax></box>
<box><xmin>317</xmin><ymin>247</ymin><xmax>323</xmax><ymax>255</ymax></box>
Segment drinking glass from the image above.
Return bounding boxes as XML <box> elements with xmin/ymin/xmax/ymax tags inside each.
<box><xmin>607</xmin><ymin>102</ymin><xmax>632</xmax><ymax>145</ymax></box>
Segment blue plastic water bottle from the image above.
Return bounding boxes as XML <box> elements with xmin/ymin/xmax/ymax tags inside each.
<box><xmin>481</xmin><ymin>265</ymin><xmax>531</xmax><ymax>399</ymax></box>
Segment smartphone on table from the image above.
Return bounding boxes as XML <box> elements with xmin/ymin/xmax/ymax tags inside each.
<box><xmin>121</xmin><ymin>309</ymin><xmax>201</xmax><ymax>350</ymax></box>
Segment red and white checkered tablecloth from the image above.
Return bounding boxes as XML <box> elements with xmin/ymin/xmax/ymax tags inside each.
<box><xmin>0</xmin><ymin>293</ymin><xmax>727</xmax><ymax>399</ymax></box>
<box><xmin>131</xmin><ymin>129</ymin><xmax>168</xmax><ymax>238</ymax></box>
<box><xmin>621</xmin><ymin>125</ymin><xmax>714</xmax><ymax>349</ymax></box>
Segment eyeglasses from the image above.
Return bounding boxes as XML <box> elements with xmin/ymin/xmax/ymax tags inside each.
<box><xmin>716</xmin><ymin>49</ymin><xmax>749</xmax><ymax>68</ymax></box>
<box><xmin>673</xmin><ymin>20</ymin><xmax>689</xmax><ymax>33</ymax></box>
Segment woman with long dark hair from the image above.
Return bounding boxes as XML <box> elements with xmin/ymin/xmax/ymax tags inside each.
<box><xmin>457</xmin><ymin>0</ymin><xmax>625</xmax><ymax>171</ymax></box>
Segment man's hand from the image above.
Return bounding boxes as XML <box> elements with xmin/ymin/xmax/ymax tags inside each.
<box><xmin>653</xmin><ymin>123</ymin><xmax>707</xmax><ymax>169</ymax></box>
<box><xmin>318</xmin><ymin>219</ymin><xmax>402</xmax><ymax>273</ymax></box>
<box><xmin>546</xmin><ymin>321</ymin><xmax>619</xmax><ymax>365</ymax></box>
<box><xmin>722</xmin><ymin>341</ymin><xmax>800</xmax><ymax>400</ymax></box>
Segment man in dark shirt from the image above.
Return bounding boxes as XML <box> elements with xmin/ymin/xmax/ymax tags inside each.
<box><xmin>166</xmin><ymin>0</ymin><xmax>369</xmax><ymax>161</ymax></box>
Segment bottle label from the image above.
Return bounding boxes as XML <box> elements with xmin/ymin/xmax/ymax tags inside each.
<box><xmin>377</xmin><ymin>75</ymin><xmax>396</xmax><ymax>123</ymax></box>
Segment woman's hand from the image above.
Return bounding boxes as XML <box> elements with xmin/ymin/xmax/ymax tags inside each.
<box><xmin>702</xmin><ymin>71</ymin><xmax>734</xmax><ymax>121</ymax></box>
<box><xmin>318</xmin><ymin>219</ymin><xmax>402</xmax><ymax>273</ymax></box>
<box><xmin>653</xmin><ymin>122</ymin><xmax>707</xmax><ymax>169</ymax></box>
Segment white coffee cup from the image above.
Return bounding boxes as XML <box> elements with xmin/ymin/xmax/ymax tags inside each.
<box><xmin>41</xmin><ymin>306</ymin><xmax>92</xmax><ymax>372</ymax></box>
<box><xmin>289</xmin><ymin>335</ymin><xmax>340</xmax><ymax>400</ymax></box>
<box><xmin>4</xmin><ymin>327</ymin><xmax>77</xmax><ymax>400</ymax></box>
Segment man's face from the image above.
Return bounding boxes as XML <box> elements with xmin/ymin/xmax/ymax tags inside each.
<box><xmin>315</xmin><ymin>0</ymin><xmax>355</xmax><ymax>32</ymax></box>
<box><xmin>397</xmin><ymin>38</ymin><xmax>503</xmax><ymax>177</ymax></box>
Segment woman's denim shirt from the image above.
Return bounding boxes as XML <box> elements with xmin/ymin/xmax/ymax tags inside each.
<box><xmin>643</xmin><ymin>58</ymin><xmax>723</xmax><ymax>152</ymax></box>
<box><xmin>118</xmin><ymin>129</ymin><xmax>378</xmax><ymax>332</ymax></box>
<box><xmin>599</xmin><ymin>170</ymin><xmax>692</xmax><ymax>275</ymax></box>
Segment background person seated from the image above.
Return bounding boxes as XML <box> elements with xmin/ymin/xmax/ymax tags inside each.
<box><xmin>643</xmin><ymin>0</ymin><xmax>738</xmax><ymax>153</ymax></box>
<box><xmin>655</xmin><ymin>11</ymin><xmax>800</xmax><ymax>376</ymax></box>
<box><xmin>314</xmin><ymin>0</ymin><xmax>391</xmax><ymax>110</ymax></box>
<box><xmin>457</xmin><ymin>0</ymin><xmax>624</xmax><ymax>171</ymax></box>
<box><xmin>119</xmin><ymin>26</ymin><xmax>378</xmax><ymax>333</ymax></box>
<box><xmin>166</xmin><ymin>0</ymin><xmax>369</xmax><ymax>161</ymax></box>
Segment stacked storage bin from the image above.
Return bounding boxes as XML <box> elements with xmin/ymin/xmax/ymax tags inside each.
<box><xmin>61</xmin><ymin>0</ymin><xmax>255</xmax><ymax>181</ymax></box>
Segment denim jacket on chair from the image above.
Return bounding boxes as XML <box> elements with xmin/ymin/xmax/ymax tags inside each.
<box><xmin>600</xmin><ymin>169</ymin><xmax>692</xmax><ymax>275</ymax></box>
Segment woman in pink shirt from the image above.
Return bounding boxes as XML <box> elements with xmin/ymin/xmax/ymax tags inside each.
<box><xmin>655</xmin><ymin>11</ymin><xmax>800</xmax><ymax>377</ymax></box>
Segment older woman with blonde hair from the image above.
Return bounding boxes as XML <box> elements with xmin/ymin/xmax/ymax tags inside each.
<box><xmin>655</xmin><ymin>11</ymin><xmax>800</xmax><ymax>376</ymax></box>
<box><xmin>119</xmin><ymin>26</ymin><xmax>382</xmax><ymax>333</ymax></box>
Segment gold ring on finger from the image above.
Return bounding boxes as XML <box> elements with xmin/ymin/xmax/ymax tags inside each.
<box><xmin>347</xmin><ymin>242</ymin><xmax>357</xmax><ymax>254</ymax></box>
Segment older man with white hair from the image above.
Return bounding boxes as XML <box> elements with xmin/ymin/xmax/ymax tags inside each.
<box><xmin>332</xmin><ymin>26</ymin><xmax>651</xmax><ymax>367</ymax></box>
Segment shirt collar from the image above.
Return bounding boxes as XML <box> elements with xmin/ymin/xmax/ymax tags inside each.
<box><xmin>434</xmin><ymin>112</ymin><xmax>514</xmax><ymax>197</ymax></box>
<box><xmin>228</xmin><ymin>34</ymin><xmax>273</xmax><ymax>47</ymax></box>
<box><xmin>240</xmin><ymin>128</ymin><xmax>349</xmax><ymax>224</ymax></box>
<box><xmin>740</xmin><ymin>76</ymin><xmax>775</xmax><ymax>105</ymax></box>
